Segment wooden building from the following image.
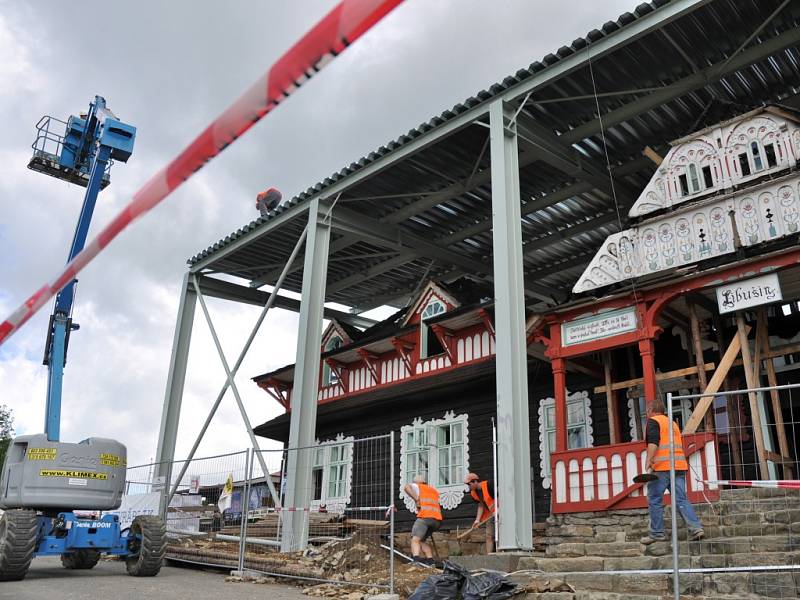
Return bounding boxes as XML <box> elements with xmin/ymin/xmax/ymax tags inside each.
<box><xmin>254</xmin><ymin>107</ymin><xmax>800</xmax><ymax>525</ymax></box>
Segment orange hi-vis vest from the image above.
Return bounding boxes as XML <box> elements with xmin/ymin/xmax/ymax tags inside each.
<box><xmin>651</xmin><ymin>414</ymin><xmax>688</xmax><ymax>471</ymax></box>
<box><xmin>470</xmin><ymin>481</ymin><xmax>495</xmax><ymax>517</ymax></box>
<box><xmin>417</xmin><ymin>483</ymin><xmax>443</xmax><ymax>521</ymax></box>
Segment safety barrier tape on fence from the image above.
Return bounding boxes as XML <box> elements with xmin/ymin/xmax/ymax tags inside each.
<box><xmin>705</xmin><ymin>479</ymin><xmax>800</xmax><ymax>489</ymax></box>
<box><xmin>0</xmin><ymin>0</ymin><xmax>405</xmax><ymax>346</ymax></box>
<box><xmin>249</xmin><ymin>505</ymin><xmax>392</xmax><ymax>513</ymax></box>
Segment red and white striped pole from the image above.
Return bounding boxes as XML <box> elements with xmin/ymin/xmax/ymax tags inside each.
<box><xmin>0</xmin><ymin>0</ymin><xmax>404</xmax><ymax>346</ymax></box>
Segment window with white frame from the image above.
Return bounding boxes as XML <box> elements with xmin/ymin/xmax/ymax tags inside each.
<box><xmin>400</xmin><ymin>412</ymin><xmax>469</xmax><ymax>511</ymax></box>
<box><xmin>309</xmin><ymin>434</ymin><xmax>354</xmax><ymax>511</ymax></box>
<box><xmin>538</xmin><ymin>390</ymin><xmax>593</xmax><ymax>489</ymax></box>
<box><xmin>419</xmin><ymin>299</ymin><xmax>446</xmax><ymax>359</ymax></box>
<box><xmin>322</xmin><ymin>336</ymin><xmax>343</xmax><ymax>386</ymax></box>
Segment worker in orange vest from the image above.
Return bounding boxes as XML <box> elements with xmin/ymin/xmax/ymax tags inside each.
<box><xmin>464</xmin><ymin>472</ymin><xmax>495</xmax><ymax>553</ymax></box>
<box><xmin>403</xmin><ymin>474</ymin><xmax>443</xmax><ymax>564</ymax></box>
<box><xmin>640</xmin><ymin>397</ymin><xmax>705</xmax><ymax>545</ymax></box>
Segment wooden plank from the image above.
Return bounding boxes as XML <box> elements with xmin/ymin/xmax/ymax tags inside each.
<box><xmin>594</xmin><ymin>363</ymin><xmax>716</xmax><ymax>394</ymax></box>
<box><xmin>758</xmin><ymin>308</ymin><xmax>794</xmax><ymax>478</ymax></box>
<box><xmin>736</xmin><ymin>313</ymin><xmax>770</xmax><ymax>479</ymax></box>
<box><xmin>688</xmin><ymin>300</ymin><xmax>714</xmax><ymax>432</ymax></box>
<box><xmin>683</xmin><ymin>329</ymin><xmax>747</xmax><ymax>435</ymax></box>
<box><xmin>604</xmin><ymin>352</ymin><xmax>619</xmax><ymax>444</ymax></box>
<box><xmin>343</xmin><ymin>518</ymin><xmax>389</xmax><ymax>527</ymax></box>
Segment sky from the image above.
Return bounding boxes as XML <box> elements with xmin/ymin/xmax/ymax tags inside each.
<box><xmin>0</xmin><ymin>0</ymin><xmax>637</xmax><ymax>469</ymax></box>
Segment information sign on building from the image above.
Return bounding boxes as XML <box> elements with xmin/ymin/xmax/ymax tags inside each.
<box><xmin>562</xmin><ymin>307</ymin><xmax>638</xmax><ymax>346</ymax></box>
<box><xmin>716</xmin><ymin>273</ymin><xmax>783</xmax><ymax>314</ymax></box>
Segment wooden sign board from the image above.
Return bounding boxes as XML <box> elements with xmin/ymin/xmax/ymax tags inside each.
<box><xmin>562</xmin><ymin>307</ymin><xmax>638</xmax><ymax>346</ymax></box>
<box><xmin>716</xmin><ymin>273</ymin><xmax>782</xmax><ymax>314</ymax></box>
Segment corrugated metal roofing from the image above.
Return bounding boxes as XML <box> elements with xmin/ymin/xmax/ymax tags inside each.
<box><xmin>188</xmin><ymin>0</ymin><xmax>800</xmax><ymax>311</ymax></box>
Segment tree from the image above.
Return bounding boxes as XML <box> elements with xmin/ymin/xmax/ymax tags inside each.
<box><xmin>0</xmin><ymin>405</ymin><xmax>13</xmax><ymax>469</ymax></box>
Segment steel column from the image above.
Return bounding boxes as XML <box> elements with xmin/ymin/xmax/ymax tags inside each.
<box><xmin>155</xmin><ymin>272</ymin><xmax>197</xmax><ymax>511</ymax></box>
<box><xmin>489</xmin><ymin>99</ymin><xmax>533</xmax><ymax>551</ymax></box>
<box><xmin>282</xmin><ymin>198</ymin><xmax>331</xmax><ymax>552</ymax></box>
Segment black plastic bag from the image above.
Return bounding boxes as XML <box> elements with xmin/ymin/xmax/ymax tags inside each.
<box><xmin>460</xmin><ymin>571</ymin><xmax>517</xmax><ymax>600</ymax></box>
<box><xmin>407</xmin><ymin>572</ymin><xmax>461</xmax><ymax>600</ymax></box>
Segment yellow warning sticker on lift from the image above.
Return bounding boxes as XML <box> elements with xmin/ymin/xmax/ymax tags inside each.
<box><xmin>99</xmin><ymin>453</ymin><xmax>125</xmax><ymax>467</ymax></box>
<box><xmin>27</xmin><ymin>448</ymin><xmax>57</xmax><ymax>460</ymax></box>
<box><xmin>39</xmin><ymin>470</ymin><xmax>108</xmax><ymax>480</ymax></box>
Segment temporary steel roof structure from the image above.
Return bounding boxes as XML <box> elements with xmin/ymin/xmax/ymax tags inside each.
<box><xmin>188</xmin><ymin>0</ymin><xmax>800</xmax><ymax>313</ymax></box>
<box><xmin>159</xmin><ymin>0</ymin><xmax>800</xmax><ymax>552</ymax></box>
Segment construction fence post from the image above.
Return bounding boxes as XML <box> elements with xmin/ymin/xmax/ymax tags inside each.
<box><xmin>667</xmin><ymin>392</ymin><xmax>679</xmax><ymax>600</ymax></box>
<box><xmin>389</xmin><ymin>430</ymin><xmax>395</xmax><ymax>596</ymax></box>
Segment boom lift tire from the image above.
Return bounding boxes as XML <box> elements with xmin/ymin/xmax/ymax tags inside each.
<box><xmin>61</xmin><ymin>548</ymin><xmax>101</xmax><ymax>569</ymax></box>
<box><xmin>125</xmin><ymin>516</ymin><xmax>166</xmax><ymax>577</ymax></box>
<box><xmin>0</xmin><ymin>509</ymin><xmax>38</xmax><ymax>581</ymax></box>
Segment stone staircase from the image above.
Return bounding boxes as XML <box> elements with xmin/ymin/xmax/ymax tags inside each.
<box><xmin>453</xmin><ymin>488</ymin><xmax>800</xmax><ymax>599</ymax></box>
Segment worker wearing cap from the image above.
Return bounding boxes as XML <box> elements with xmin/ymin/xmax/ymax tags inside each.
<box><xmin>403</xmin><ymin>474</ymin><xmax>442</xmax><ymax>564</ymax></box>
<box><xmin>640</xmin><ymin>397</ymin><xmax>705</xmax><ymax>545</ymax></box>
<box><xmin>464</xmin><ymin>472</ymin><xmax>495</xmax><ymax>553</ymax></box>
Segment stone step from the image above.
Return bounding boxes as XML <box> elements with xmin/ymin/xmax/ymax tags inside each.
<box><xmin>559</xmin><ymin>570</ymin><xmax>800</xmax><ymax>598</ymax></box>
<box><xmin>521</xmin><ymin>550</ymin><xmax>800</xmax><ymax>573</ymax></box>
<box><xmin>720</xmin><ymin>487</ymin><xmax>800</xmax><ymax>500</ymax></box>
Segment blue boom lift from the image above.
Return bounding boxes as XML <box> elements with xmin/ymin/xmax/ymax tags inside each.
<box><xmin>0</xmin><ymin>97</ymin><xmax>165</xmax><ymax>580</ymax></box>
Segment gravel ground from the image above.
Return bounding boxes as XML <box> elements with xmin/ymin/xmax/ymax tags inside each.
<box><xmin>1</xmin><ymin>556</ymin><xmax>310</xmax><ymax>600</ymax></box>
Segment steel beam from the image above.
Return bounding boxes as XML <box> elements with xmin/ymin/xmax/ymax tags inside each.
<box><xmin>196</xmin><ymin>275</ymin><xmax>375</xmax><ymax>330</ymax></box>
<box><xmin>489</xmin><ymin>99</ymin><xmax>533</xmax><ymax>551</ymax></box>
<box><xmin>282</xmin><ymin>198</ymin><xmax>332</xmax><ymax>552</ymax></box>
<box><xmin>559</xmin><ymin>24</ymin><xmax>800</xmax><ymax>146</ymax></box>
<box><xmin>155</xmin><ymin>272</ymin><xmax>197</xmax><ymax>512</ymax></box>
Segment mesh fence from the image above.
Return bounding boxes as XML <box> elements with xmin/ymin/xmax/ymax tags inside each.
<box><xmin>666</xmin><ymin>384</ymin><xmax>800</xmax><ymax>600</ymax></box>
<box><xmin>241</xmin><ymin>433</ymin><xmax>396</xmax><ymax>591</ymax></box>
<box><xmin>114</xmin><ymin>435</ymin><xmax>396</xmax><ymax>592</ymax></box>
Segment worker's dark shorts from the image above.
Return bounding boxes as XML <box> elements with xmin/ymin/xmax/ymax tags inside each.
<box><xmin>411</xmin><ymin>517</ymin><xmax>441</xmax><ymax>541</ymax></box>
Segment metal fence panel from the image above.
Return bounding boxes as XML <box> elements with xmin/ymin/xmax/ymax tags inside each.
<box><xmin>121</xmin><ymin>450</ymin><xmax>250</xmax><ymax>570</ymax></box>
<box><xmin>241</xmin><ymin>433</ymin><xmax>396</xmax><ymax>592</ymax></box>
<box><xmin>668</xmin><ymin>384</ymin><xmax>800</xmax><ymax>600</ymax></box>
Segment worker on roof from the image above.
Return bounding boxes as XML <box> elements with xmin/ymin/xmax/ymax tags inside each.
<box><xmin>640</xmin><ymin>397</ymin><xmax>705</xmax><ymax>545</ymax></box>
<box><xmin>403</xmin><ymin>474</ymin><xmax>442</xmax><ymax>565</ymax></box>
<box><xmin>464</xmin><ymin>472</ymin><xmax>495</xmax><ymax>553</ymax></box>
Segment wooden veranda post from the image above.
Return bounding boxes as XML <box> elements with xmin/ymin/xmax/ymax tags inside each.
<box><xmin>687</xmin><ymin>301</ymin><xmax>714</xmax><ymax>432</ymax></box>
<box><xmin>604</xmin><ymin>351</ymin><xmax>619</xmax><ymax>444</ymax></box>
<box><xmin>757</xmin><ymin>308</ymin><xmax>793</xmax><ymax>478</ymax></box>
<box><xmin>735</xmin><ymin>313</ymin><xmax>770</xmax><ymax>479</ymax></box>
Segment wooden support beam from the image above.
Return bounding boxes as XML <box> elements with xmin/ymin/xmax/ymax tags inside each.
<box><xmin>391</xmin><ymin>337</ymin><xmax>414</xmax><ymax>373</ymax></box>
<box><xmin>711</xmin><ymin>312</ymin><xmax>743</xmax><ymax>480</ymax></box>
<box><xmin>593</xmin><ymin>363</ymin><xmax>716</xmax><ymax>394</ymax></box>
<box><xmin>683</xmin><ymin>329</ymin><xmax>748</xmax><ymax>435</ymax></box>
<box><xmin>735</xmin><ymin>314</ymin><xmax>770</xmax><ymax>479</ymax></box>
<box><xmin>356</xmin><ymin>349</ymin><xmax>380</xmax><ymax>384</ymax></box>
<box><xmin>627</xmin><ymin>346</ymin><xmax>643</xmax><ymax>440</ymax></box>
<box><xmin>430</xmin><ymin>324</ymin><xmax>456</xmax><ymax>364</ymax></box>
<box><xmin>758</xmin><ymin>308</ymin><xmax>794</xmax><ymax>478</ymax></box>
<box><xmin>643</xmin><ymin>146</ymin><xmax>664</xmax><ymax>166</ymax></box>
<box><xmin>688</xmin><ymin>300</ymin><xmax>714</xmax><ymax>432</ymax></box>
<box><xmin>324</xmin><ymin>358</ymin><xmax>349</xmax><ymax>392</ymax></box>
<box><xmin>604</xmin><ymin>352</ymin><xmax>619</xmax><ymax>444</ymax></box>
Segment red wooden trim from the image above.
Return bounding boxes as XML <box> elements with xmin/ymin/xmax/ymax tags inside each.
<box><xmin>259</xmin><ymin>377</ymin><xmax>291</xmax><ymax>410</ymax></box>
<box><xmin>356</xmin><ymin>349</ymin><xmax>380</xmax><ymax>384</ymax></box>
<box><xmin>479</xmin><ymin>309</ymin><xmax>495</xmax><ymax>339</ymax></box>
<box><xmin>324</xmin><ymin>358</ymin><xmax>349</xmax><ymax>393</ymax></box>
<box><xmin>430</xmin><ymin>324</ymin><xmax>456</xmax><ymax>364</ymax></box>
<box><xmin>550</xmin><ymin>433</ymin><xmax>719</xmax><ymax>513</ymax></box>
<box><xmin>391</xmin><ymin>337</ymin><xmax>415</xmax><ymax>373</ymax></box>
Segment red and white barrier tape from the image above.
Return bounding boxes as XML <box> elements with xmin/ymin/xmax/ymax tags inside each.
<box><xmin>250</xmin><ymin>505</ymin><xmax>391</xmax><ymax>513</ymax></box>
<box><xmin>706</xmin><ymin>479</ymin><xmax>800</xmax><ymax>489</ymax></box>
<box><xmin>0</xmin><ymin>0</ymin><xmax>404</xmax><ymax>346</ymax></box>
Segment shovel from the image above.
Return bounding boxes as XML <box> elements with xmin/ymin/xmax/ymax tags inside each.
<box><xmin>633</xmin><ymin>471</ymin><xmax>658</xmax><ymax>484</ymax></box>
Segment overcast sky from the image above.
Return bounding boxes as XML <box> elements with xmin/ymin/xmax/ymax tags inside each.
<box><xmin>0</xmin><ymin>0</ymin><xmax>637</xmax><ymax>469</ymax></box>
